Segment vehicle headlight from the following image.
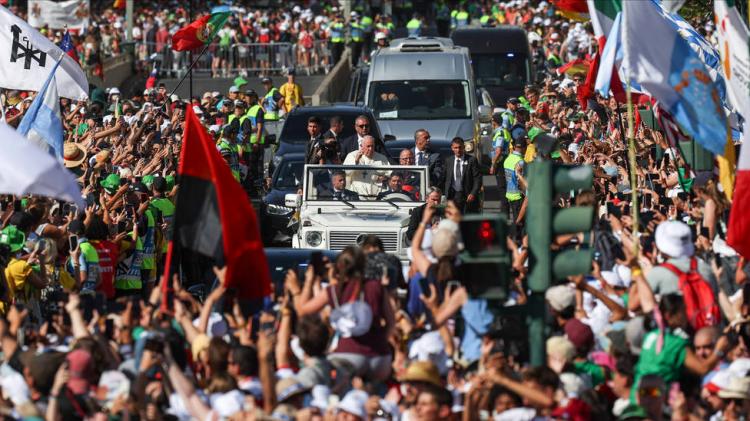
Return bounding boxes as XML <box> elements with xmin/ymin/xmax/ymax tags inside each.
<box><xmin>305</xmin><ymin>231</ymin><xmax>323</xmax><ymax>247</ymax></box>
<box><xmin>272</xmin><ymin>155</ymin><xmax>282</xmax><ymax>168</ymax></box>
<box><xmin>267</xmin><ymin>204</ymin><xmax>294</xmax><ymax>215</ymax></box>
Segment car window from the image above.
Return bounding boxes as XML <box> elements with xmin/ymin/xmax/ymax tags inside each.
<box><xmin>279</xmin><ymin>112</ymin><xmax>380</xmax><ymax>143</ymax></box>
<box><xmin>274</xmin><ymin>160</ymin><xmax>304</xmax><ymax>189</ymax></box>
<box><xmin>472</xmin><ymin>53</ymin><xmax>529</xmax><ymax>88</ymax></box>
<box><xmin>304</xmin><ymin>166</ymin><xmax>427</xmax><ymax>202</ymax></box>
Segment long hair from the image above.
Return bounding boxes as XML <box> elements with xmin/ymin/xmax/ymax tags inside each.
<box><xmin>335</xmin><ymin>246</ymin><xmax>366</xmax><ymax>298</ymax></box>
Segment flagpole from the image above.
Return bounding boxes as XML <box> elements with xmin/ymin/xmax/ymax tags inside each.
<box><xmin>188</xmin><ymin>0</ymin><xmax>194</xmax><ymax>101</ymax></box>
<box><xmin>167</xmin><ymin>43</ymin><xmax>210</xmax><ymax>100</ymax></box>
<box><xmin>622</xmin><ymin>3</ymin><xmax>639</xmax><ymax>257</ymax></box>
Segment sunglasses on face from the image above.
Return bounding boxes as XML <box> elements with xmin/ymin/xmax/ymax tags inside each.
<box><xmin>357</xmin><ymin>124</ymin><xmax>369</xmax><ymax>128</ymax></box>
<box><xmin>638</xmin><ymin>387</ymin><xmax>662</xmax><ymax>398</ymax></box>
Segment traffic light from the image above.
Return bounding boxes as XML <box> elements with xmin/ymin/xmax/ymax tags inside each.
<box><xmin>526</xmin><ymin>162</ymin><xmax>594</xmax><ymax>366</ymax></box>
<box><xmin>459</xmin><ymin>214</ymin><xmax>511</xmax><ymax>300</ymax></box>
<box><xmin>527</xmin><ymin>162</ymin><xmax>595</xmax><ymax>291</ymax></box>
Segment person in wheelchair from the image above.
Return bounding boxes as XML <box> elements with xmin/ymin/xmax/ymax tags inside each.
<box><xmin>376</xmin><ymin>172</ymin><xmax>416</xmax><ymax>201</ymax></box>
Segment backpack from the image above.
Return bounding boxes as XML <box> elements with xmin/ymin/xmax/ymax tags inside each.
<box><xmin>329</xmin><ymin>283</ymin><xmax>373</xmax><ymax>338</ymax></box>
<box><xmin>594</xmin><ymin>228</ymin><xmax>624</xmax><ymax>271</ymax></box>
<box><xmin>660</xmin><ymin>258</ymin><xmax>720</xmax><ymax>330</ymax></box>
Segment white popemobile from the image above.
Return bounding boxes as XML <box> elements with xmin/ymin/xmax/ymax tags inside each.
<box><xmin>286</xmin><ymin>164</ymin><xmax>429</xmax><ymax>261</ymax></box>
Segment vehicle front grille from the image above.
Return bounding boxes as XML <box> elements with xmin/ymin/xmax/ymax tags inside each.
<box><xmin>329</xmin><ymin>231</ymin><xmax>399</xmax><ymax>252</ymax></box>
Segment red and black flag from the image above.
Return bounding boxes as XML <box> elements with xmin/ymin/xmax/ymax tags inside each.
<box><xmin>162</xmin><ymin>106</ymin><xmax>272</xmax><ymax>309</ymax></box>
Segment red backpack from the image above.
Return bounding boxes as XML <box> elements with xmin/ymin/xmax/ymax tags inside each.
<box><xmin>660</xmin><ymin>258</ymin><xmax>720</xmax><ymax>330</ymax></box>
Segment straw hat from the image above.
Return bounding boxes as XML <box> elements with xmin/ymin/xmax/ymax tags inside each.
<box><xmin>398</xmin><ymin>361</ymin><xmax>442</xmax><ymax>387</ymax></box>
<box><xmin>63</xmin><ymin>142</ymin><xmax>86</xmax><ymax>168</ymax></box>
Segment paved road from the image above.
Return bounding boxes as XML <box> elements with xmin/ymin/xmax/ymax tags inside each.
<box><xmin>483</xmin><ymin>174</ymin><xmax>502</xmax><ymax>212</ymax></box>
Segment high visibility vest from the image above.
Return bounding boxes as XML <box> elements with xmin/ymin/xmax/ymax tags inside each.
<box><xmin>547</xmin><ymin>53</ymin><xmax>562</xmax><ymax>67</ymax></box>
<box><xmin>480</xmin><ymin>15</ymin><xmax>491</xmax><ymax>25</ymax></box>
<box><xmin>504</xmin><ymin>152</ymin><xmax>524</xmax><ymax>201</ymax></box>
<box><xmin>456</xmin><ymin>11</ymin><xmax>469</xmax><ymax>26</ymax></box>
<box><xmin>78</xmin><ymin>241</ymin><xmax>100</xmax><ymax>293</ymax></box>
<box><xmin>141</xmin><ymin>209</ymin><xmax>156</xmax><ymax>270</ymax></box>
<box><xmin>217</xmin><ymin>138</ymin><xmax>241</xmax><ymax>181</ymax></box>
<box><xmin>263</xmin><ymin>88</ymin><xmax>280</xmax><ymax>121</ymax></box>
<box><xmin>406</xmin><ymin>19</ymin><xmax>421</xmax><ymax>37</ymax></box>
<box><xmin>246</xmin><ymin>105</ymin><xmax>265</xmax><ymax>145</ymax></box>
<box><xmin>150</xmin><ymin>197</ymin><xmax>175</xmax><ymax>254</ymax></box>
<box><xmin>351</xmin><ymin>22</ymin><xmax>364</xmax><ymax>42</ymax></box>
<box><xmin>330</xmin><ymin>22</ymin><xmax>345</xmax><ymax>43</ymax></box>
<box><xmin>115</xmin><ymin>237</ymin><xmax>143</xmax><ymax>291</ymax></box>
<box><xmin>451</xmin><ymin>10</ymin><xmax>458</xmax><ymax>28</ymax></box>
<box><xmin>361</xmin><ymin>16</ymin><xmax>373</xmax><ymax>32</ymax></box>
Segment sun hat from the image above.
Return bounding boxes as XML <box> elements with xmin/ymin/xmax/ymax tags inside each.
<box><xmin>718</xmin><ymin>376</ymin><xmax>750</xmax><ymax>399</ymax></box>
<box><xmin>565</xmin><ymin>318</ymin><xmax>595</xmax><ymax>352</ymax></box>
<box><xmin>63</xmin><ymin>143</ymin><xmax>87</xmax><ymax>168</ymax></box>
<box><xmin>545</xmin><ymin>284</ymin><xmax>575</xmax><ymax>311</ymax></box>
<box><xmin>655</xmin><ymin>220</ymin><xmax>694</xmax><ymax>258</ymax></box>
<box><xmin>399</xmin><ymin>360</ymin><xmax>442</xmax><ymax>387</ymax></box>
<box><xmin>94</xmin><ymin>149</ymin><xmax>111</xmax><ymax>168</ymax></box>
<box><xmin>275</xmin><ymin>377</ymin><xmax>310</xmax><ymax>402</ymax></box>
<box><xmin>100</xmin><ymin>173</ymin><xmax>121</xmax><ymax>195</ymax></box>
<box><xmin>337</xmin><ymin>390</ymin><xmax>368</xmax><ymax>419</ymax></box>
<box><xmin>228</xmin><ymin>85</ymin><xmax>240</xmax><ymax>93</ymax></box>
<box><xmin>0</xmin><ymin>225</ymin><xmax>26</xmax><ymax>253</ymax></box>
<box><xmin>547</xmin><ymin>335</ymin><xmax>576</xmax><ymax>363</ymax></box>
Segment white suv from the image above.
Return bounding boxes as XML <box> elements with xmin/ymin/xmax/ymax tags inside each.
<box><xmin>287</xmin><ymin>164</ymin><xmax>429</xmax><ymax>260</ymax></box>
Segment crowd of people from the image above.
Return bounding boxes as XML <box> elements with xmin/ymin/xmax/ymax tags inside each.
<box><xmin>0</xmin><ymin>0</ymin><xmax>748</xmax><ymax>420</ymax></box>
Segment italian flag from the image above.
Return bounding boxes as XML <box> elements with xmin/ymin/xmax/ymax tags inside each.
<box><xmin>171</xmin><ymin>5</ymin><xmax>231</xmax><ymax>52</ymax></box>
<box><xmin>587</xmin><ymin>0</ymin><xmax>622</xmax><ymax>40</ymax></box>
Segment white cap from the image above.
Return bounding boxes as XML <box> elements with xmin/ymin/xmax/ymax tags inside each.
<box><xmin>109</xmin><ymin>87</ymin><xmax>120</xmax><ymax>95</ymax></box>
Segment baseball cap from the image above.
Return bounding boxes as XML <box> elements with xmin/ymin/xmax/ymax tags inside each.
<box><xmin>228</xmin><ymin>86</ymin><xmax>240</xmax><ymax>93</ymax></box>
<box><xmin>0</xmin><ymin>225</ymin><xmax>26</xmax><ymax>253</ymax></box>
<box><xmin>261</xmin><ymin>77</ymin><xmax>272</xmax><ymax>84</ymax></box>
<box><xmin>507</xmin><ymin>97</ymin><xmax>521</xmax><ymax>105</ymax></box>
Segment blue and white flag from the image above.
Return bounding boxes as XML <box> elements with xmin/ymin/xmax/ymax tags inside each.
<box><xmin>17</xmin><ymin>59</ymin><xmax>64</xmax><ymax>159</ymax></box>
<box><xmin>622</xmin><ymin>0</ymin><xmax>727</xmax><ymax>155</ymax></box>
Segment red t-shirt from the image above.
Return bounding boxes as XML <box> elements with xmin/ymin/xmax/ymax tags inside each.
<box><xmin>327</xmin><ymin>279</ymin><xmax>391</xmax><ymax>356</ymax></box>
<box><xmin>92</xmin><ymin>240</ymin><xmax>119</xmax><ymax>299</ymax></box>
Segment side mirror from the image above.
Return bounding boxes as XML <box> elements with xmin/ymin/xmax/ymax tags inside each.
<box><xmin>478</xmin><ymin>105</ymin><xmax>492</xmax><ymax>123</ymax></box>
<box><xmin>265</xmin><ymin>134</ymin><xmax>277</xmax><ymax>145</ymax></box>
<box><xmin>285</xmin><ymin>193</ymin><xmax>302</xmax><ymax>208</ymax></box>
<box><xmin>383</xmin><ymin>134</ymin><xmax>396</xmax><ymax>142</ymax></box>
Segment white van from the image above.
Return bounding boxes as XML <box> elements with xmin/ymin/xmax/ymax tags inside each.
<box><xmin>366</xmin><ymin>37</ymin><xmax>491</xmax><ymax>159</ymax></box>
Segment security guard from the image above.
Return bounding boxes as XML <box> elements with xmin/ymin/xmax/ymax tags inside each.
<box><xmin>148</xmin><ymin>176</ymin><xmax>175</xmax><ymax>265</ymax></box>
<box><xmin>455</xmin><ymin>5</ymin><xmax>470</xmax><ymax>27</ymax></box>
<box><xmin>361</xmin><ymin>13</ymin><xmax>374</xmax><ymax>52</ymax></box>
<box><xmin>217</xmin><ymin>123</ymin><xmax>241</xmax><ymax>182</ymax></box>
<box><xmin>406</xmin><ymin>13</ymin><xmax>422</xmax><ymax>37</ymax></box>
<box><xmin>489</xmin><ymin>113</ymin><xmax>509</xmax><ymax>212</ymax></box>
<box><xmin>503</xmin><ymin>135</ymin><xmax>527</xmax><ymax>240</ymax></box>
<box><xmin>329</xmin><ymin>15</ymin><xmax>346</xmax><ymax>65</ymax></box>
<box><xmin>261</xmin><ymin>77</ymin><xmax>281</xmax><ymax>121</ymax></box>
<box><xmin>350</xmin><ymin>12</ymin><xmax>365</xmax><ymax>67</ymax></box>
<box><xmin>244</xmin><ymin>90</ymin><xmax>265</xmax><ymax>190</ymax></box>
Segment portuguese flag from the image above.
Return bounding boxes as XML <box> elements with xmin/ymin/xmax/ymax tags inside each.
<box><xmin>171</xmin><ymin>5</ymin><xmax>231</xmax><ymax>51</ymax></box>
<box><xmin>162</xmin><ymin>105</ymin><xmax>271</xmax><ymax>308</ymax></box>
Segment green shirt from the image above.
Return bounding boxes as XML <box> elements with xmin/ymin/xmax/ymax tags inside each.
<box><xmin>574</xmin><ymin>360</ymin><xmax>606</xmax><ymax>387</ymax></box>
<box><xmin>634</xmin><ymin>329</ymin><xmax>688</xmax><ymax>386</ymax></box>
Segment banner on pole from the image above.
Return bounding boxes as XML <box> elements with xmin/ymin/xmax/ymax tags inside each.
<box><xmin>27</xmin><ymin>0</ymin><xmax>90</xmax><ymax>31</ymax></box>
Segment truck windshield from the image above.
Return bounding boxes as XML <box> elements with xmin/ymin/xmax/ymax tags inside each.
<box><xmin>369</xmin><ymin>80</ymin><xmax>471</xmax><ymax>120</ymax></box>
<box><xmin>472</xmin><ymin>53</ymin><xmax>529</xmax><ymax>88</ymax></box>
<box><xmin>305</xmin><ymin>165</ymin><xmax>427</xmax><ymax>202</ymax></box>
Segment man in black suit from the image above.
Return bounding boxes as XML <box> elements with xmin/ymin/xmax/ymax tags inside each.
<box><xmin>406</xmin><ymin>187</ymin><xmax>443</xmax><ymax>242</ymax></box>
<box><xmin>414</xmin><ymin>129</ymin><xmax>445</xmax><ymax>188</ymax></box>
<box><xmin>304</xmin><ymin>116</ymin><xmax>325</xmax><ymax>164</ymax></box>
<box><xmin>323</xmin><ymin>115</ymin><xmax>344</xmax><ymax>142</ymax></box>
<box><xmin>317</xmin><ymin>170</ymin><xmax>360</xmax><ymax>201</ymax></box>
<box><xmin>339</xmin><ymin>114</ymin><xmax>387</xmax><ymax>161</ymax></box>
<box><xmin>444</xmin><ymin>137</ymin><xmax>482</xmax><ymax>214</ymax></box>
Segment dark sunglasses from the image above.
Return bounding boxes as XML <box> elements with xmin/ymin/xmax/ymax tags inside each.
<box><xmin>357</xmin><ymin>124</ymin><xmax>369</xmax><ymax>128</ymax></box>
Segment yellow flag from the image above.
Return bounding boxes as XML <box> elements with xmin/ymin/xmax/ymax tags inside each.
<box><xmin>718</xmin><ymin>126</ymin><xmax>735</xmax><ymax>201</ymax></box>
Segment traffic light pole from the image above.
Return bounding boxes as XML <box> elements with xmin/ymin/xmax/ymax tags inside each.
<box><xmin>527</xmin><ymin>161</ymin><xmax>552</xmax><ymax>367</ymax></box>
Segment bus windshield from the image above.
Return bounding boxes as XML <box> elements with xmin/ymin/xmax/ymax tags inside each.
<box><xmin>369</xmin><ymin>80</ymin><xmax>471</xmax><ymax>120</ymax></box>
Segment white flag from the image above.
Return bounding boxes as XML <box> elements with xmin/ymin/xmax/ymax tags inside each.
<box><xmin>0</xmin><ymin>123</ymin><xmax>83</xmax><ymax>207</ymax></box>
<box><xmin>0</xmin><ymin>5</ymin><xmax>88</xmax><ymax>100</ymax></box>
<box><xmin>715</xmin><ymin>0</ymin><xmax>750</xmax><ymax>130</ymax></box>
<box><xmin>27</xmin><ymin>0</ymin><xmax>90</xmax><ymax>31</ymax></box>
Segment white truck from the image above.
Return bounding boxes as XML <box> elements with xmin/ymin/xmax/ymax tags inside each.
<box><xmin>286</xmin><ymin>164</ymin><xmax>429</xmax><ymax>261</ymax></box>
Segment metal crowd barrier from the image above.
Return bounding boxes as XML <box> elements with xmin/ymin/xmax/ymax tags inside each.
<box><xmin>135</xmin><ymin>40</ymin><xmax>333</xmax><ymax>78</ymax></box>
